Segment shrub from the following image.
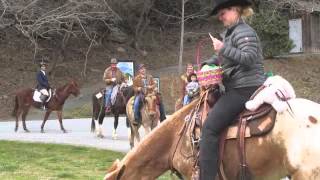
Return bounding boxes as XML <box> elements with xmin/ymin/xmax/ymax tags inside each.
<box><xmin>249</xmin><ymin>9</ymin><xmax>295</xmax><ymax>58</ymax></box>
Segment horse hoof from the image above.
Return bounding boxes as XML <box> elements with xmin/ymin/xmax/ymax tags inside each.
<box><xmin>24</xmin><ymin>129</ymin><xmax>30</xmax><ymax>133</ymax></box>
<box><xmin>62</xmin><ymin>130</ymin><xmax>67</xmax><ymax>133</ymax></box>
<box><xmin>112</xmin><ymin>135</ymin><xmax>117</xmax><ymax>140</ymax></box>
<box><xmin>97</xmin><ymin>134</ymin><xmax>104</xmax><ymax>138</ymax></box>
<box><xmin>41</xmin><ymin>129</ymin><xmax>45</xmax><ymax>133</ymax></box>
<box><xmin>14</xmin><ymin>128</ymin><xmax>18</xmax><ymax>132</ymax></box>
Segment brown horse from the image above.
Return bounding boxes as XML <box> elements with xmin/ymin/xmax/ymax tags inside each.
<box><xmin>12</xmin><ymin>80</ymin><xmax>80</xmax><ymax>133</ymax></box>
<box><xmin>105</xmin><ymin>94</ymin><xmax>320</xmax><ymax>179</ymax></box>
<box><xmin>91</xmin><ymin>85</ymin><xmax>134</xmax><ymax>138</ymax></box>
<box><xmin>126</xmin><ymin>93</ymin><xmax>160</xmax><ymax>148</ymax></box>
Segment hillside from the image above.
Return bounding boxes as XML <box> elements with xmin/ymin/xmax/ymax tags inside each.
<box><xmin>0</xmin><ymin>0</ymin><xmax>320</xmax><ymax>120</ymax></box>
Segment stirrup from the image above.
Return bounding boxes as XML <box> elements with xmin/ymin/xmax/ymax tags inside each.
<box><xmin>132</xmin><ymin>120</ymin><xmax>139</xmax><ymax>126</ymax></box>
<box><xmin>105</xmin><ymin>106</ymin><xmax>111</xmax><ymax>113</ymax></box>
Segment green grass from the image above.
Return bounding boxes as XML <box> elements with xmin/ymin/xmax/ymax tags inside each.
<box><xmin>0</xmin><ymin>141</ymin><xmax>173</xmax><ymax>180</ymax></box>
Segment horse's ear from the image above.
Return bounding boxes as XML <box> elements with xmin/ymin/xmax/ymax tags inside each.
<box><xmin>107</xmin><ymin>159</ymin><xmax>120</xmax><ymax>173</ymax></box>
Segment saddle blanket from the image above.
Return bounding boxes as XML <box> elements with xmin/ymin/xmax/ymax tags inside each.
<box><xmin>33</xmin><ymin>89</ymin><xmax>52</xmax><ymax>102</ymax></box>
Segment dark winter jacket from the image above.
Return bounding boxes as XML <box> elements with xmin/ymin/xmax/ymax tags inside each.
<box><xmin>218</xmin><ymin>18</ymin><xmax>265</xmax><ymax>90</ymax></box>
<box><xmin>36</xmin><ymin>71</ymin><xmax>50</xmax><ymax>90</ymax></box>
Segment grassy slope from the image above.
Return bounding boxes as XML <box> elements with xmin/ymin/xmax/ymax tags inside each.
<box><xmin>0</xmin><ymin>141</ymin><xmax>173</xmax><ymax>180</ymax></box>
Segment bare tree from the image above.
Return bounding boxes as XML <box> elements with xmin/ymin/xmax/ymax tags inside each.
<box><xmin>0</xmin><ymin>0</ymin><xmax>122</xmax><ymax>77</ymax></box>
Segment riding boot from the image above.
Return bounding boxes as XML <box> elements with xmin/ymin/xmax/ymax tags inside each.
<box><xmin>42</xmin><ymin>103</ymin><xmax>47</xmax><ymax>111</ymax></box>
<box><xmin>159</xmin><ymin>102</ymin><xmax>166</xmax><ymax>122</ymax></box>
<box><xmin>40</xmin><ymin>94</ymin><xmax>48</xmax><ymax>110</ymax></box>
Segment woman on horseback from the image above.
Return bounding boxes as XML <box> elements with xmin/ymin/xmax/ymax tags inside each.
<box><xmin>103</xmin><ymin>58</ymin><xmax>125</xmax><ymax>113</ymax></box>
<box><xmin>199</xmin><ymin>0</ymin><xmax>266</xmax><ymax>179</ymax></box>
<box><xmin>36</xmin><ymin>60</ymin><xmax>50</xmax><ymax>110</ymax></box>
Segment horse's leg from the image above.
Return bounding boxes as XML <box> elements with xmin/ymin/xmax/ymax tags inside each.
<box><xmin>21</xmin><ymin>109</ymin><xmax>30</xmax><ymax>132</ymax></box>
<box><xmin>134</xmin><ymin>125</ymin><xmax>141</xmax><ymax>146</ymax></box>
<box><xmin>96</xmin><ymin>110</ymin><xmax>105</xmax><ymax>138</ymax></box>
<box><xmin>129</xmin><ymin>124</ymin><xmax>135</xmax><ymax>149</ymax></box>
<box><xmin>57</xmin><ymin>110</ymin><xmax>67</xmax><ymax>133</ymax></box>
<box><xmin>14</xmin><ymin>109</ymin><xmax>22</xmax><ymax>132</ymax></box>
<box><xmin>112</xmin><ymin>114</ymin><xmax>119</xmax><ymax>140</ymax></box>
<box><xmin>41</xmin><ymin>110</ymin><xmax>52</xmax><ymax>133</ymax></box>
<box><xmin>143</xmin><ymin>124</ymin><xmax>151</xmax><ymax>138</ymax></box>
<box><xmin>126</xmin><ymin>116</ymin><xmax>131</xmax><ymax>140</ymax></box>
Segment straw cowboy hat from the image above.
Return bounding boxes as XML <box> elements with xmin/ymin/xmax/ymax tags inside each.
<box><xmin>110</xmin><ymin>58</ymin><xmax>118</xmax><ymax>64</ymax></box>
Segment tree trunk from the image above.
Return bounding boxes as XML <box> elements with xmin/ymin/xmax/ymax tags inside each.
<box><xmin>178</xmin><ymin>0</ymin><xmax>186</xmax><ymax>75</ymax></box>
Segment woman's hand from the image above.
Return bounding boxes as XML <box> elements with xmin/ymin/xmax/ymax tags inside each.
<box><xmin>211</xmin><ymin>37</ymin><xmax>224</xmax><ymax>53</ymax></box>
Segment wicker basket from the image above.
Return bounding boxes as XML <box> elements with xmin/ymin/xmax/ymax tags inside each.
<box><xmin>196</xmin><ymin>67</ymin><xmax>223</xmax><ymax>86</ymax></box>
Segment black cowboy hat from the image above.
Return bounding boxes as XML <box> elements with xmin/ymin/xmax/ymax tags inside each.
<box><xmin>210</xmin><ymin>0</ymin><xmax>252</xmax><ymax>16</ymax></box>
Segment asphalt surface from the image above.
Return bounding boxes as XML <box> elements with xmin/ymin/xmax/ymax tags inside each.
<box><xmin>0</xmin><ymin>117</ymin><xmax>138</xmax><ymax>153</ymax></box>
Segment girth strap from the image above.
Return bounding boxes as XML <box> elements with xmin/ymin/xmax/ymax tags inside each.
<box><xmin>237</xmin><ymin>116</ymin><xmax>251</xmax><ymax>180</ymax></box>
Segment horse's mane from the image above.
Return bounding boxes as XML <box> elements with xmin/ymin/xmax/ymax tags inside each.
<box><xmin>120</xmin><ymin>98</ymin><xmax>199</xmax><ymax>165</ymax></box>
<box><xmin>56</xmin><ymin>83</ymin><xmax>70</xmax><ymax>92</ymax></box>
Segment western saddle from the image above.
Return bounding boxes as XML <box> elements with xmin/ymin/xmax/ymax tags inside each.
<box><xmin>184</xmin><ymin>85</ymin><xmax>277</xmax><ymax>180</ymax></box>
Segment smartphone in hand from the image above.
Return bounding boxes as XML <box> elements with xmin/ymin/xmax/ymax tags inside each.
<box><xmin>209</xmin><ymin>33</ymin><xmax>215</xmax><ymax>41</ymax></box>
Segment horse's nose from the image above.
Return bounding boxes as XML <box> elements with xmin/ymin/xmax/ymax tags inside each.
<box><xmin>149</xmin><ymin>111</ymin><xmax>156</xmax><ymax>117</ymax></box>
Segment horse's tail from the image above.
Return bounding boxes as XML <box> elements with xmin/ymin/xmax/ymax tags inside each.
<box><xmin>11</xmin><ymin>96</ymin><xmax>18</xmax><ymax>117</ymax></box>
<box><xmin>91</xmin><ymin>94</ymin><xmax>99</xmax><ymax>132</ymax></box>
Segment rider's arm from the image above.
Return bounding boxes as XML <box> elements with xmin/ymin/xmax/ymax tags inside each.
<box><xmin>103</xmin><ymin>68</ymin><xmax>113</xmax><ymax>85</ymax></box>
<box><xmin>133</xmin><ymin>76</ymin><xmax>142</xmax><ymax>93</ymax></box>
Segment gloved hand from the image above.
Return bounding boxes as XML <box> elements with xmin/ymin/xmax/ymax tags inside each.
<box><xmin>111</xmin><ymin>78</ymin><xmax>116</xmax><ymax>82</ymax></box>
<box><xmin>201</xmin><ymin>55</ymin><xmax>219</xmax><ymax>68</ymax></box>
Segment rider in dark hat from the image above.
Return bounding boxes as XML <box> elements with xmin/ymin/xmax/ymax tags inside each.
<box><xmin>36</xmin><ymin>60</ymin><xmax>50</xmax><ymax>110</ymax></box>
<box><xmin>132</xmin><ymin>64</ymin><xmax>166</xmax><ymax>125</ymax></box>
<box><xmin>199</xmin><ymin>0</ymin><xmax>266</xmax><ymax>179</ymax></box>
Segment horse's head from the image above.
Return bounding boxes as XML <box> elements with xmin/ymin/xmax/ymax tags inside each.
<box><xmin>121</xmin><ymin>85</ymin><xmax>134</xmax><ymax>101</ymax></box>
<box><xmin>144</xmin><ymin>94</ymin><xmax>158</xmax><ymax>118</ymax></box>
<box><xmin>67</xmin><ymin>79</ymin><xmax>80</xmax><ymax>97</ymax></box>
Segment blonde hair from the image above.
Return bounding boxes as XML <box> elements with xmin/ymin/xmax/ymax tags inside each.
<box><xmin>234</xmin><ymin>6</ymin><xmax>254</xmax><ymax>18</ymax></box>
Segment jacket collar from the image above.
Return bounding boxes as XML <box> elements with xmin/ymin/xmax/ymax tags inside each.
<box><xmin>223</xmin><ymin>18</ymin><xmax>245</xmax><ymax>37</ymax></box>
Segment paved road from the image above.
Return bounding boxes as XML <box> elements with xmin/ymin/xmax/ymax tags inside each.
<box><xmin>0</xmin><ymin>117</ymin><xmax>138</xmax><ymax>153</ymax></box>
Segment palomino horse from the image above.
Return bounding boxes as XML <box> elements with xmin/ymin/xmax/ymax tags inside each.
<box><xmin>105</xmin><ymin>93</ymin><xmax>320</xmax><ymax>179</ymax></box>
<box><xmin>91</xmin><ymin>85</ymin><xmax>134</xmax><ymax>138</ymax></box>
<box><xmin>126</xmin><ymin>93</ymin><xmax>160</xmax><ymax>148</ymax></box>
<box><xmin>12</xmin><ymin>80</ymin><xmax>80</xmax><ymax>133</ymax></box>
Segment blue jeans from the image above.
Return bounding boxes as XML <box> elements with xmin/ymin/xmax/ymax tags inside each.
<box><xmin>105</xmin><ymin>88</ymin><xmax>112</xmax><ymax>107</ymax></box>
<box><xmin>183</xmin><ymin>95</ymin><xmax>191</xmax><ymax>105</ymax></box>
<box><xmin>133</xmin><ymin>94</ymin><xmax>142</xmax><ymax>123</ymax></box>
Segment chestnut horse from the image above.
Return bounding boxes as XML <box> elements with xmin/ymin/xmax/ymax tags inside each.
<box><xmin>91</xmin><ymin>85</ymin><xmax>134</xmax><ymax>138</ymax></box>
<box><xmin>126</xmin><ymin>93</ymin><xmax>160</xmax><ymax>148</ymax></box>
<box><xmin>105</xmin><ymin>96</ymin><xmax>320</xmax><ymax>180</ymax></box>
<box><xmin>12</xmin><ymin>80</ymin><xmax>80</xmax><ymax>133</ymax></box>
